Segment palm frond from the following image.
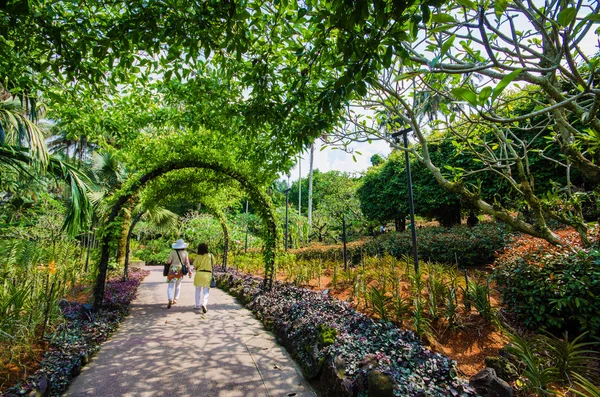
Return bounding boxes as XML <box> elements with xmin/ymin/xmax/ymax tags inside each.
<box><xmin>138</xmin><ymin>205</ymin><xmax>179</xmax><ymax>234</ymax></box>
<box><xmin>0</xmin><ymin>103</ymin><xmax>48</xmax><ymax>167</ymax></box>
<box><xmin>47</xmin><ymin>157</ymin><xmax>95</xmax><ymax>235</ymax></box>
<box><xmin>0</xmin><ymin>146</ymin><xmax>94</xmax><ymax>235</ymax></box>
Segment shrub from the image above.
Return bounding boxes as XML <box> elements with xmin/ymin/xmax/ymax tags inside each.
<box><xmin>364</xmin><ymin>223</ymin><xmax>507</xmax><ymax>267</ymax></box>
<box><xmin>134</xmin><ymin>247</ymin><xmax>171</xmax><ymax>266</ymax></box>
<box><xmin>494</xmin><ymin>230</ymin><xmax>600</xmax><ymax>337</ymax></box>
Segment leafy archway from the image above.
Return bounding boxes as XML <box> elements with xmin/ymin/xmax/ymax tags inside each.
<box><xmin>93</xmin><ymin>159</ymin><xmax>278</xmax><ymax>310</ymax></box>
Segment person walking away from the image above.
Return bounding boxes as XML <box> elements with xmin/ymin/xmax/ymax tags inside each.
<box><xmin>166</xmin><ymin>239</ymin><xmax>191</xmax><ymax>309</ymax></box>
<box><xmin>193</xmin><ymin>243</ymin><xmax>215</xmax><ymax>313</ymax></box>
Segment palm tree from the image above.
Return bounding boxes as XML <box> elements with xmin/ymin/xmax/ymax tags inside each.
<box><xmin>90</xmin><ymin>151</ymin><xmax>131</xmax><ymax>265</ymax></box>
<box><xmin>123</xmin><ymin>202</ymin><xmax>179</xmax><ymax>279</ymax></box>
<box><xmin>0</xmin><ymin>95</ymin><xmax>93</xmax><ymax>234</ymax></box>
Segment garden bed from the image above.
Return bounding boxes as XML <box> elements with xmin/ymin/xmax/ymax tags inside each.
<box><xmin>1</xmin><ymin>268</ymin><xmax>150</xmax><ymax>397</ymax></box>
<box><xmin>215</xmin><ymin>269</ymin><xmax>476</xmax><ymax>397</ymax></box>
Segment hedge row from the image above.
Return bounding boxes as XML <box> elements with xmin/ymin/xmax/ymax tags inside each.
<box><xmin>494</xmin><ymin>229</ymin><xmax>600</xmax><ymax>337</ymax></box>
<box><xmin>215</xmin><ymin>269</ymin><xmax>475</xmax><ymax>397</ymax></box>
<box><xmin>290</xmin><ymin>223</ymin><xmax>507</xmax><ymax>267</ymax></box>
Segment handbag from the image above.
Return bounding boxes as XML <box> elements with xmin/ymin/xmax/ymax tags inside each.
<box><xmin>163</xmin><ymin>263</ymin><xmax>170</xmax><ymax>277</ymax></box>
<box><xmin>209</xmin><ymin>253</ymin><xmax>216</xmax><ymax>287</ymax></box>
<box><xmin>175</xmin><ymin>250</ymin><xmax>189</xmax><ymax>276</ymax></box>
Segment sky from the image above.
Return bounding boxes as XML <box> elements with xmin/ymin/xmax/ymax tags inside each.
<box><xmin>284</xmin><ymin>138</ymin><xmax>392</xmax><ymax>181</ymax></box>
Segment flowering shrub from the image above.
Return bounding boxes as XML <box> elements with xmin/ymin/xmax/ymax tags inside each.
<box><xmin>494</xmin><ymin>229</ymin><xmax>600</xmax><ymax>336</ymax></box>
<box><xmin>3</xmin><ymin>268</ymin><xmax>150</xmax><ymax>397</ymax></box>
<box><xmin>216</xmin><ymin>269</ymin><xmax>475</xmax><ymax>397</ymax></box>
<box><xmin>288</xmin><ymin>223</ymin><xmax>506</xmax><ymax>267</ymax></box>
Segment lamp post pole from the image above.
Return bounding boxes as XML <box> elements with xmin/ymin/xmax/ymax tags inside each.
<box><xmin>391</xmin><ymin>127</ymin><xmax>419</xmax><ymax>274</ymax></box>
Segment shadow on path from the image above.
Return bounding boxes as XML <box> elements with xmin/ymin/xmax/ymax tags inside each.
<box><xmin>64</xmin><ymin>266</ymin><xmax>314</xmax><ymax>397</ymax></box>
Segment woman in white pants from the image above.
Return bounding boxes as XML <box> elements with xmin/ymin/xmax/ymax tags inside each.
<box><xmin>193</xmin><ymin>243</ymin><xmax>215</xmax><ymax>313</ymax></box>
<box><xmin>166</xmin><ymin>239</ymin><xmax>190</xmax><ymax>308</ymax></box>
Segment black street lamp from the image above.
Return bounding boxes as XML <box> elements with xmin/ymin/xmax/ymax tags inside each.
<box><xmin>390</xmin><ymin>127</ymin><xmax>419</xmax><ymax>274</ymax></box>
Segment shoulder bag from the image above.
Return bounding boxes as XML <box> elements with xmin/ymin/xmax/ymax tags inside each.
<box><xmin>175</xmin><ymin>250</ymin><xmax>189</xmax><ymax>276</ymax></box>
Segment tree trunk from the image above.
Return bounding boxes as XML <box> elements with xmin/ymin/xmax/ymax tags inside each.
<box><xmin>123</xmin><ymin>213</ymin><xmax>143</xmax><ymax>280</ymax></box>
<box><xmin>219</xmin><ymin>215</ymin><xmax>229</xmax><ymax>271</ymax></box>
<box><xmin>308</xmin><ymin>143</ymin><xmax>314</xmax><ymax>228</ymax></box>
<box><xmin>394</xmin><ymin>217</ymin><xmax>406</xmax><ymax>232</ymax></box>
<box><xmin>116</xmin><ymin>208</ymin><xmax>131</xmax><ymax>266</ymax></box>
<box><xmin>342</xmin><ymin>215</ymin><xmax>348</xmax><ymax>270</ymax></box>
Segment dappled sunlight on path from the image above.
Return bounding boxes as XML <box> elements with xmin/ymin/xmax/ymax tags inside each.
<box><xmin>64</xmin><ymin>266</ymin><xmax>314</xmax><ymax>397</ymax></box>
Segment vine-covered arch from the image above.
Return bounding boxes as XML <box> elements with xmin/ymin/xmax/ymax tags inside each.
<box><xmin>93</xmin><ymin>159</ymin><xmax>278</xmax><ymax>310</ymax></box>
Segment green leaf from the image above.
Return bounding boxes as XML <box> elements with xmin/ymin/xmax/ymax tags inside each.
<box><xmin>557</xmin><ymin>7</ymin><xmax>577</xmax><ymax>27</ymax></box>
<box><xmin>441</xmin><ymin>34</ymin><xmax>456</xmax><ymax>57</ymax></box>
<box><xmin>430</xmin><ymin>13</ymin><xmax>456</xmax><ymax>24</ymax></box>
<box><xmin>382</xmin><ymin>45</ymin><xmax>393</xmax><ymax>68</ymax></box>
<box><xmin>494</xmin><ymin>0</ymin><xmax>508</xmax><ymax>18</ymax></box>
<box><xmin>491</xmin><ymin>69</ymin><xmax>522</xmax><ymax>102</ymax></box>
<box><xmin>356</xmin><ymin>81</ymin><xmax>368</xmax><ymax>97</ymax></box>
<box><xmin>451</xmin><ymin>87</ymin><xmax>478</xmax><ymax>107</ymax></box>
<box><xmin>479</xmin><ymin>86</ymin><xmax>493</xmax><ymax>104</ymax></box>
<box><xmin>455</xmin><ymin>0</ymin><xmax>476</xmax><ymax>10</ymax></box>
<box><xmin>584</xmin><ymin>13</ymin><xmax>600</xmax><ymax>22</ymax></box>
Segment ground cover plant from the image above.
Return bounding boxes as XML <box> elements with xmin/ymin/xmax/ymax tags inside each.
<box><xmin>1</xmin><ymin>268</ymin><xmax>149</xmax><ymax>397</ymax></box>
<box><xmin>215</xmin><ymin>269</ymin><xmax>476</xmax><ymax>397</ymax></box>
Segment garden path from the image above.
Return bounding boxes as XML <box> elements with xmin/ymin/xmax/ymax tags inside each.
<box><xmin>64</xmin><ymin>266</ymin><xmax>315</xmax><ymax>397</ymax></box>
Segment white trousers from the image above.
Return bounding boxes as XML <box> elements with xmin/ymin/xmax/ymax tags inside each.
<box><xmin>167</xmin><ymin>278</ymin><xmax>182</xmax><ymax>301</ymax></box>
<box><xmin>195</xmin><ymin>286</ymin><xmax>210</xmax><ymax>307</ymax></box>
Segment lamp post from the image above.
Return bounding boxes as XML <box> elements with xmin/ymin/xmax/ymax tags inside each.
<box><xmin>390</xmin><ymin>127</ymin><xmax>419</xmax><ymax>274</ymax></box>
<box><xmin>284</xmin><ymin>188</ymin><xmax>291</xmax><ymax>251</ymax></box>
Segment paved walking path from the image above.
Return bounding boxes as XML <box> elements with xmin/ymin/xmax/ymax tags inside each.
<box><xmin>64</xmin><ymin>266</ymin><xmax>315</xmax><ymax>397</ymax></box>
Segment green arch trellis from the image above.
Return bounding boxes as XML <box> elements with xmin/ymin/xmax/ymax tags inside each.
<box><xmin>92</xmin><ymin>159</ymin><xmax>279</xmax><ymax>310</ymax></box>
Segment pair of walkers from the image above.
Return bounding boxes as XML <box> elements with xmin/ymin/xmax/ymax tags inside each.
<box><xmin>166</xmin><ymin>239</ymin><xmax>216</xmax><ymax>313</ymax></box>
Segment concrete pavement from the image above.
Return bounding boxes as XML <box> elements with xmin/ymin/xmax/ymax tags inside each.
<box><xmin>64</xmin><ymin>266</ymin><xmax>315</xmax><ymax>397</ymax></box>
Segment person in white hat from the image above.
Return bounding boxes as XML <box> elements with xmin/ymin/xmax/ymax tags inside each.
<box><xmin>166</xmin><ymin>239</ymin><xmax>191</xmax><ymax>308</ymax></box>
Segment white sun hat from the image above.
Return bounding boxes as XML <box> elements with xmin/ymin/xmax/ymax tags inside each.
<box><xmin>172</xmin><ymin>239</ymin><xmax>188</xmax><ymax>249</ymax></box>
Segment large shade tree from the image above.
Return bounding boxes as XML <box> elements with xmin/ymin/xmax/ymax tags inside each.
<box><xmin>330</xmin><ymin>0</ymin><xmax>600</xmax><ymax>245</ymax></box>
